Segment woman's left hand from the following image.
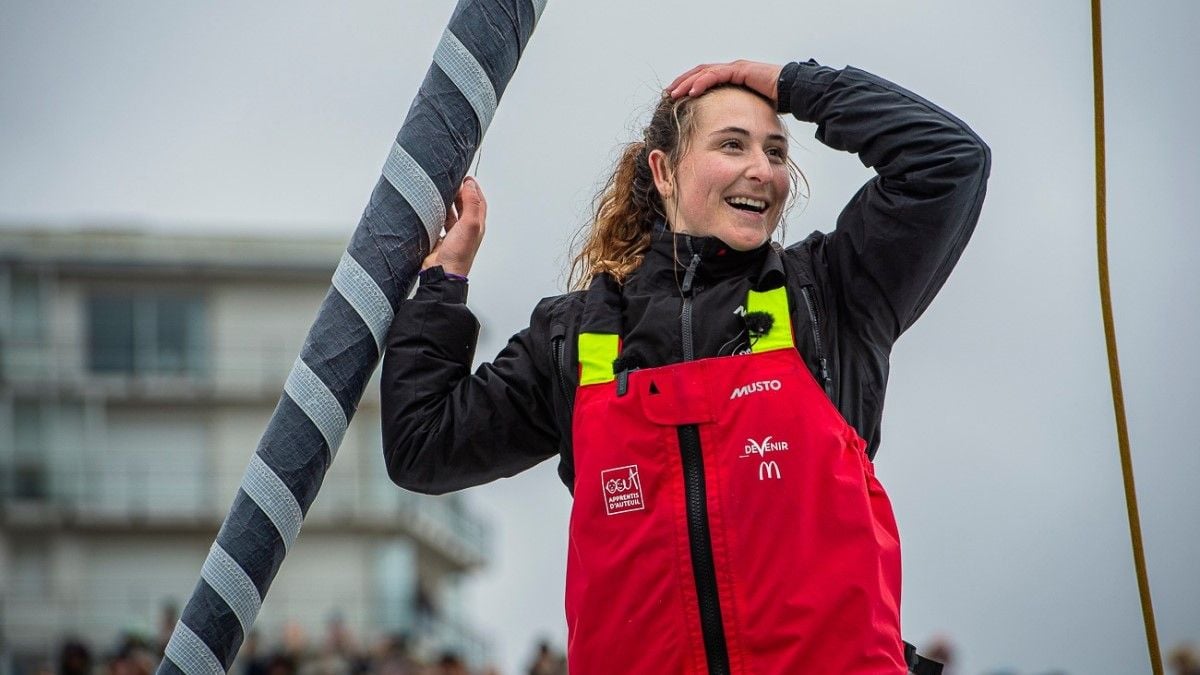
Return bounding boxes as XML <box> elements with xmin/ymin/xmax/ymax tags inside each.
<box><xmin>666</xmin><ymin>60</ymin><xmax>783</xmax><ymax>103</ymax></box>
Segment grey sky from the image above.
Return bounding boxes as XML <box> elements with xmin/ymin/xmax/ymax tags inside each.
<box><xmin>3</xmin><ymin>1</ymin><xmax>1198</xmax><ymax>673</ymax></box>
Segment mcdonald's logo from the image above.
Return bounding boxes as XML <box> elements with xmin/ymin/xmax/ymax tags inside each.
<box><xmin>758</xmin><ymin>460</ymin><xmax>781</xmax><ymax>481</ymax></box>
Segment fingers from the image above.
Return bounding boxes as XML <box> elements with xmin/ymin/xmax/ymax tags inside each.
<box><xmin>420</xmin><ymin>247</ymin><xmax>440</xmax><ymax>271</ymax></box>
<box><xmin>667</xmin><ymin>60</ymin><xmax>781</xmax><ymax>102</ymax></box>
<box><xmin>455</xmin><ymin>176</ymin><xmax>486</xmax><ymax>235</ymax></box>
<box><xmin>668</xmin><ymin>63</ymin><xmax>732</xmax><ymax>99</ymax></box>
<box><xmin>442</xmin><ymin>177</ymin><xmax>486</xmax><ymax>233</ymax></box>
<box><xmin>668</xmin><ymin>64</ymin><xmax>722</xmax><ymax>99</ymax></box>
<box><xmin>666</xmin><ymin>63</ymin><xmax>711</xmax><ymax>95</ymax></box>
<box><xmin>432</xmin><ymin>177</ymin><xmax>487</xmax><ymax>277</ymax></box>
<box><xmin>424</xmin><ymin>177</ymin><xmax>486</xmax><ymax>273</ymax></box>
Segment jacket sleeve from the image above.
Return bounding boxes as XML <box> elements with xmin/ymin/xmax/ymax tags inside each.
<box><xmin>380</xmin><ymin>267</ymin><xmax>560</xmax><ymax>495</ymax></box>
<box><xmin>778</xmin><ymin>60</ymin><xmax>991</xmax><ymax>344</ymax></box>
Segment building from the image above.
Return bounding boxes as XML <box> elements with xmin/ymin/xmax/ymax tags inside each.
<box><xmin>0</xmin><ymin>226</ymin><xmax>491</xmax><ymax>669</ymax></box>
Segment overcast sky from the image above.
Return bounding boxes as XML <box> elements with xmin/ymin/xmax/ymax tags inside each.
<box><xmin>2</xmin><ymin>1</ymin><xmax>1198</xmax><ymax>673</ymax></box>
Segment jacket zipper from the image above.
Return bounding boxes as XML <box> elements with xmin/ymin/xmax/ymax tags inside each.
<box><xmin>800</xmin><ymin>285</ymin><xmax>834</xmax><ymax>400</ymax></box>
<box><xmin>679</xmin><ymin>252</ymin><xmax>730</xmax><ymax>675</ymax></box>
<box><xmin>551</xmin><ymin>335</ymin><xmax>572</xmax><ymax>406</ymax></box>
<box><xmin>680</xmin><ymin>253</ymin><xmax>700</xmax><ymax>361</ymax></box>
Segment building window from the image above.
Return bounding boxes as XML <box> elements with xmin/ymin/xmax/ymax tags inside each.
<box><xmin>374</xmin><ymin>540</ymin><xmax>417</xmax><ymax>632</ymax></box>
<box><xmin>9</xmin><ymin>538</ymin><xmax>51</xmax><ymax>598</ymax></box>
<box><xmin>87</xmin><ymin>293</ymin><xmax>208</xmax><ymax>375</ymax></box>
<box><xmin>10</xmin><ymin>271</ymin><xmax>45</xmax><ymax>343</ymax></box>
<box><xmin>7</xmin><ymin>399</ymin><xmax>48</xmax><ymax>500</ymax></box>
<box><xmin>102</xmin><ymin>409</ymin><xmax>209</xmax><ymax>514</ymax></box>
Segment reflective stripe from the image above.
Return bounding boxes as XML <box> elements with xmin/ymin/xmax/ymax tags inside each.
<box><xmin>382</xmin><ymin>143</ymin><xmax>446</xmax><ymax>247</ymax></box>
<box><xmin>434</xmin><ymin>29</ymin><xmax>498</xmax><ymax>134</ymax></box>
<box><xmin>284</xmin><ymin>357</ymin><xmax>348</xmax><ymax>455</ymax></box>
<box><xmin>529</xmin><ymin>0</ymin><xmax>548</xmax><ymax>22</ymax></box>
<box><xmin>164</xmin><ymin>622</ymin><xmax>225</xmax><ymax>675</ymax></box>
<box><xmin>746</xmin><ymin>286</ymin><xmax>793</xmax><ymax>353</ymax></box>
<box><xmin>332</xmin><ymin>250</ymin><xmax>394</xmax><ymax>353</ymax></box>
<box><xmin>578</xmin><ymin>332</ymin><xmax>619</xmax><ymax>385</ymax></box>
<box><xmin>242</xmin><ymin>454</ymin><xmax>303</xmax><ymax>551</ymax></box>
<box><xmin>200</xmin><ymin>543</ymin><xmax>262</xmax><ymax>637</ymax></box>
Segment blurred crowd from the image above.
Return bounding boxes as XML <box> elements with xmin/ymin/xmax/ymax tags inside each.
<box><xmin>25</xmin><ymin>628</ymin><xmax>565</xmax><ymax>675</ymax></box>
<box><xmin>15</xmin><ymin>628</ymin><xmax>1200</xmax><ymax>675</ymax></box>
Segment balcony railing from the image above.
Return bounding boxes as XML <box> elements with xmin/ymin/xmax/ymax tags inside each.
<box><xmin>1</xmin><ymin>338</ymin><xmax>386</xmax><ymax>402</ymax></box>
<box><xmin>0</xmin><ymin>464</ymin><xmax>490</xmax><ymax>568</ymax></box>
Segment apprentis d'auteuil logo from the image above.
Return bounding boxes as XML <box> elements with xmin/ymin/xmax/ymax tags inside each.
<box><xmin>601</xmin><ymin>465</ymin><xmax>645</xmax><ymax>516</ymax></box>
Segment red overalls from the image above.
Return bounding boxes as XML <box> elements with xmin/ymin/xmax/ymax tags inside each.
<box><xmin>565</xmin><ymin>275</ymin><xmax>907</xmax><ymax>674</ymax></box>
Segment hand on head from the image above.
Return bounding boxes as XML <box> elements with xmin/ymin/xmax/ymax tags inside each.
<box><xmin>667</xmin><ymin>60</ymin><xmax>784</xmax><ymax>104</ymax></box>
<box><xmin>421</xmin><ymin>64</ymin><xmax>787</xmax><ymax>282</ymax></box>
<box><xmin>422</xmin><ymin>177</ymin><xmax>487</xmax><ymax>277</ymax></box>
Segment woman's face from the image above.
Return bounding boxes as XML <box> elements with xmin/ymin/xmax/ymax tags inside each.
<box><xmin>650</xmin><ymin>88</ymin><xmax>791</xmax><ymax>251</ymax></box>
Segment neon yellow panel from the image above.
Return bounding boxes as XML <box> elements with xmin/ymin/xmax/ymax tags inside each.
<box><xmin>578</xmin><ymin>332</ymin><xmax>619</xmax><ymax>385</ymax></box>
<box><xmin>746</xmin><ymin>287</ymin><xmax>794</xmax><ymax>353</ymax></box>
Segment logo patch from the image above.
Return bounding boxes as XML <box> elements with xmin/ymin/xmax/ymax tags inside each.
<box><xmin>740</xmin><ymin>436</ymin><xmax>788</xmax><ymax>480</ymax></box>
<box><xmin>601</xmin><ymin>465</ymin><xmax>645</xmax><ymax>516</ymax></box>
<box><xmin>729</xmin><ymin>379</ymin><xmax>782</xmax><ymax>399</ymax></box>
<box><xmin>740</xmin><ymin>436</ymin><xmax>790</xmax><ymax>459</ymax></box>
<box><xmin>758</xmin><ymin>460</ymin><xmax>782</xmax><ymax>480</ymax></box>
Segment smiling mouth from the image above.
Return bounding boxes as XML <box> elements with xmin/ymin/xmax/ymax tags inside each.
<box><xmin>725</xmin><ymin>196</ymin><xmax>769</xmax><ymax>214</ymax></box>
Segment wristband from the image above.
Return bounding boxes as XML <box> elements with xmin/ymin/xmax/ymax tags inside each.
<box><xmin>419</xmin><ymin>266</ymin><xmax>468</xmax><ymax>283</ymax></box>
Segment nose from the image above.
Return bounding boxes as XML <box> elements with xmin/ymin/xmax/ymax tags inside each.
<box><xmin>744</xmin><ymin>149</ymin><xmax>773</xmax><ymax>182</ymax></box>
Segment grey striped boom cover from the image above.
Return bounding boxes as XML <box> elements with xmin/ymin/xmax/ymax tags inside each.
<box><xmin>158</xmin><ymin>1</ymin><xmax>548</xmax><ymax>672</ymax></box>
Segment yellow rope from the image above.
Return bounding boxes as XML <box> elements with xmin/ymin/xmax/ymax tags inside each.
<box><xmin>1090</xmin><ymin>2</ymin><xmax>1164</xmax><ymax>672</ymax></box>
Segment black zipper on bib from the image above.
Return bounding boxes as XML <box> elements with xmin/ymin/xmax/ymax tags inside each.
<box><xmin>800</xmin><ymin>285</ymin><xmax>833</xmax><ymax>399</ymax></box>
<box><xmin>677</xmin><ymin>250</ymin><xmax>730</xmax><ymax>675</ymax></box>
<box><xmin>678</xmin><ymin>424</ymin><xmax>730</xmax><ymax>675</ymax></box>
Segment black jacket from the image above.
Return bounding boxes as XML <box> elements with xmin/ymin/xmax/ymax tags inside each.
<box><xmin>381</xmin><ymin>59</ymin><xmax>991</xmax><ymax>495</ymax></box>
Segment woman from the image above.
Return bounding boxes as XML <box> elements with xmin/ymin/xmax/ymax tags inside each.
<box><xmin>381</xmin><ymin>59</ymin><xmax>990</xmax><ymax>674</ymax></box>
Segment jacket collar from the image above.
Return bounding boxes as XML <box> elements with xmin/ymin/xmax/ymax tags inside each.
<box><xmin>638</xmin><ymin>220</ymin><xmax>785</xmax><ymax>291</ymax></box>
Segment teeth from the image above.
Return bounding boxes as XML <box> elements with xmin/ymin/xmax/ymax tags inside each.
<box><xmin>726</xmin><ymin>196</ymin><xmax>768</xmax><ymax>212</ymax></box>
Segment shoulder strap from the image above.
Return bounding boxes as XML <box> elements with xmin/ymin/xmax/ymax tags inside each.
<box><xmin>904</xmin><ymin>641</ymin><xmax>944</xmax><ymax>675</ymax></box>
<box><xmin>577</xmin><ymin>274</ymin><xmax>623</xmax><ymax>385</ymax></box>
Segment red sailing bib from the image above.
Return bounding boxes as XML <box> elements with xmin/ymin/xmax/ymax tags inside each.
<box><xmin>565</xmin><ymin>277</ymin><xmax>907</xmax><ymax>674</ymax></box>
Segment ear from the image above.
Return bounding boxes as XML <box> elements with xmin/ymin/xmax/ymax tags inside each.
<box><xmin>647</xmin><ymin>148</ymin><xmax>674</xmax><ymax>200</ymax></box>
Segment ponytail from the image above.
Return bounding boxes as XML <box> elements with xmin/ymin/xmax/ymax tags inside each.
<box><xmin>567</xmin><ymin>139</ymin><xmax>664</xmax><ymax>289</ymax></box>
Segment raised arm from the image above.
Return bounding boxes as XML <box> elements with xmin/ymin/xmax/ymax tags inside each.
<box><xmin>671</xmin><ymin>59</ymin><xmax>992</xmax><ymax>342</ymax></box>
<box><xmin>381</xmin><ymin>179</ymin><xmax>559</xmax><ymax>494</ymax></box>
<box><xmin>779</xmin><ymin>59</ymin><xmax>991</xmax><ymax>341</ymax></box>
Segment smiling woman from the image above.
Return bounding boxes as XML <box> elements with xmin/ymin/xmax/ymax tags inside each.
<box><xmin>381</xmin><ymin>58</ymin><xmax>990</xmax><ymax>674</ymax></box>
<box><xmin>647</xmin><ymin>87</ymin><xmax>792</xmax><ymax>252</ymax></box>
<box><xmin>567</xmin><ymin>81</ymin><xmax>802</xmax><ymax>288</ymax></box>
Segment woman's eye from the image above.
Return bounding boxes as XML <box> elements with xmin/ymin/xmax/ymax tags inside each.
<box><xmin>767</xmin><ymin>147</ymin><xmax>787</xmax><ymax>161</ymax></box>
<box><xmin>721</xmin><ymin>139</ymin><xmax>743</xmax><ymax>150</ymax></box>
